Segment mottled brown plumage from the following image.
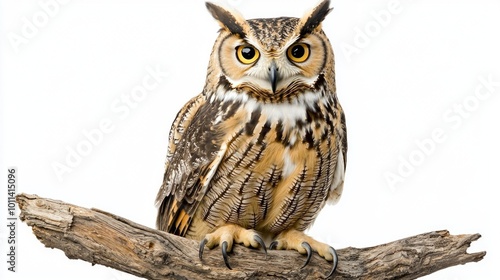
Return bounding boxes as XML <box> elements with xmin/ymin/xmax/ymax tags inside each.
<box><xmin>155</xmin><ymin>0</ymin><xmax>346</xmax><ymax>276</ymax></box>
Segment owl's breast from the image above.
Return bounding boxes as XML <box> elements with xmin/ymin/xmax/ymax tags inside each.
<box><xmin>194</xmin><ymin>90</ymin><xmax>342</xmax><ymax>237</ymax></box>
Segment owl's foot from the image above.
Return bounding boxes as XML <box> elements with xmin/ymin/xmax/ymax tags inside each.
<box><xmin>269</xmin><ymin>229</ymin><xmax>338</xmax><ymax>278</ymax></box>
<box><xmin>198</xmin><ymin>224</ymin><xmax>267</xmax><ymax>269</ymax></box>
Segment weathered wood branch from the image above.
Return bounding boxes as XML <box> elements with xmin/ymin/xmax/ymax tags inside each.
<box><xmin>16</xmin><ymin>193</ymin><xmax>485</xmax><ymax>279</ymax></box>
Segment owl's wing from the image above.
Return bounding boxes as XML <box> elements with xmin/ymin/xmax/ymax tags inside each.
<box><xmin>155</xmin><ymin>94</ymin><xmax>227</xmax><ymax>236</ymax></box>
<box><xmin>328</xmin><ymin>111</ymin><xmax>347</xmax><ymax>205</ymax></box>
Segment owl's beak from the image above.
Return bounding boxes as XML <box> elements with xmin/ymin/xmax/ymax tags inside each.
<box><xmin>268</xmin><ymin>61</ymin><xmax>279</xmax><ymax>93</ymax></box>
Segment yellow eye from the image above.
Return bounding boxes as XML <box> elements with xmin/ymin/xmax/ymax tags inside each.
<box><xmin>287</xmin><ymin>43</ymin><xmax>310</xmax><ymax>63</ymax></box>
<box><xmin>236</xmin><ymin>45</ymin><xmax>260</xmax><ymax>64</ymax></box>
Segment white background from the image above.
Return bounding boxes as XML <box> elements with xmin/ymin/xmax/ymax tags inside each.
<box><xmin>1</xmin><ymin>0</ymin><xmax>499</xmax><ymax>279</ymax></box>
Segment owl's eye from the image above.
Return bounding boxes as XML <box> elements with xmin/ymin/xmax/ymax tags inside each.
<box><xmin>287</xmin><ymin>43</ymin><xmax>310</xmax><ymax>63</ymax></box>
<box><xmin>236</xmin><ymin>45</ymin><xmax>260</xmax><ymax>64</ymax></box>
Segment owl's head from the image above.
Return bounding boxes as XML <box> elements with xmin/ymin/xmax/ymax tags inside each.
<box><xmin>205</xmin><ymin>0</ymin><xmax>335</xmax><ymax>102</ymax></box>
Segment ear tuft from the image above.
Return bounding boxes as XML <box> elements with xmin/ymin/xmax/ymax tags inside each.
<box><xmin>299</xmin><ymin>0</ymin><xmax>332</xmax><ymax>36</ymax></box>
<box><xmin>206</xmin><ymin>2</ymin><xmax>246</xmax><ymax>37</ymax></box>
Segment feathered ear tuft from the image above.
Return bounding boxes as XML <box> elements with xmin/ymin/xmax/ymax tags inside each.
<box><xmin>206</xmin><ymin>2</ymin><xmax>247</xmax><ymax>37</ymax></box>
<box><xmin>299</xmin><ymin>0</ymin><xmax>332</xmax><ymax>36</ymax></box>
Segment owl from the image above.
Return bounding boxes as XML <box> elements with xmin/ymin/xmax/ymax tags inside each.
<box><xmin>155</xmin><ymin>0</ymin><xmax>346</xmax><ymax>277</ymax></box>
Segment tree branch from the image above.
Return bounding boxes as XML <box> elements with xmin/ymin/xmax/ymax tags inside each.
<box><xmin>16</xmin><ymin>193</ymin><xmax>485</xmax><ymax>279</ymax></box>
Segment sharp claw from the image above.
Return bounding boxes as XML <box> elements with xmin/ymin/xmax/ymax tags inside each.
<box><xmin>326</xmin><ymin>246</ymin><xmax>339</xmax><ymax>279</ymax></box>
<box><xmin>221</xmin><ymin>241</ymin><xmax>232</xmax><ymax>270</ymax></box>
<box><xmin>301</xmin><ymin>242</ymin><xmax>313</xmax><ymax>268</ymax></box>
<box><xmin>253</xmin><ymin>235</ymin><xmax>268</xmax><ymax>259</ymax></box>
<box><xmin>199</xmin><ymin>238</ymin><xmax>207</xmax><ymax>260</ymax></box>
<box><xmin>269</xmin><ymin>240</ymin><xmax>278</xmax><ymax>250</ymax></box>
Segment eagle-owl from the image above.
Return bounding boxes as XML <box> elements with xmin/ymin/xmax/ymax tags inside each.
<box><xmin>155</xmin><ymin>0</ymin><xmax>346</xmax><ymax>277</ymax></box>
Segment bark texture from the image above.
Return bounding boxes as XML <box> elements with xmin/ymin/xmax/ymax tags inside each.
<box><xmin>16</xmin><ymin>193</ymin><xmax>485</xmax><ymax>279</ymax></box>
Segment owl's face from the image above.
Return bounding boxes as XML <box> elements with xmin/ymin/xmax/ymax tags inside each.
<box><xmin>205</xmin><ymin>1</ymin><xmax>335</xmax><ymax>100</ymax></box>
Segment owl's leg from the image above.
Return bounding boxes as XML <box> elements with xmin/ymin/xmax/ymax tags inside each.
<box><xmin>269</xmin><ymin>229</ymin><xmax>338</xmax><ymax>278</ymax></box>
<box><xmin>198</xmin><ymin>224</ymin><xmax>267</xmax><ymax>269</ymax></box>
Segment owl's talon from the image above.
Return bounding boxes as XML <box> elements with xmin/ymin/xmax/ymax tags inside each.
<box><xmin>301</xmin><ymin>241</ymin><xmax>312</xmax><ymax>268</ymax></box>
<box><xmin>199</xmin><ymin>238</ymin><xmax>208</xmax><ymax>260</ymax></box>
<box><xmin>221</xmin><ymin>241</ymin><xmax>232</xmax><ymax>269</ymax></box>
<box><xmin>254</xmin><ymin>235</ymin><xmax>268</xmax><ymax>259</ymax></box>
<box><xmin>269</xmin><ymin>240</ymin><xmax>278</xmax><ymax>250</ymax></box>
<box><xmin>270</xmin><ymin>230</ymin><xmax>339</xmax><ymax>277</ymax></box>
<box><xmin>326</xmin><ymin>246</ymin><xmax>339</xmax><ymax>278</ymax></box>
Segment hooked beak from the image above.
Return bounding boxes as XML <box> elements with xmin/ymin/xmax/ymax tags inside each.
<box><xmin>268</xmin><ymin>61</ymin><xmax>279</xmax><ymax>93</ymax></box>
